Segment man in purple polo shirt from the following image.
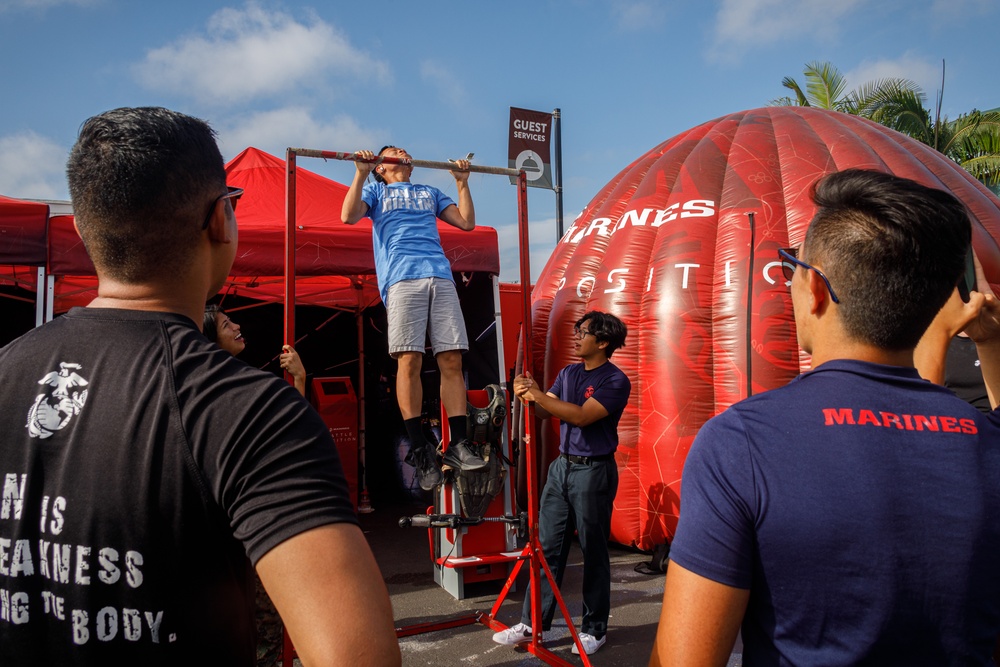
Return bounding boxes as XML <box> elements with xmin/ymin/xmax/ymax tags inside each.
<box><xmin>494</xmin><ymin>310</ymin><xmax>631</xmax><ymax>656</ymax></box>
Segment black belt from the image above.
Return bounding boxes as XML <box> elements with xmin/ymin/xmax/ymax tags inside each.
<box><xmin>562</xmin><ymin>453</ymin><xmax>614</xmax><ymax>465</ymax></box>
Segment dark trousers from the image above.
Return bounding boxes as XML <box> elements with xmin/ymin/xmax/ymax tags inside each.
<box><xmin>520</xmin><ymin>454</ymin><xmax>618</xmax><ymax>637</ymax></box>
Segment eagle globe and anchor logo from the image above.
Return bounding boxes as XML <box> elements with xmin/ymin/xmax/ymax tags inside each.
<box><xmin>26</xmin><ymin>362</ymin><xmax>90</xmax><ymax>439</ymax></box>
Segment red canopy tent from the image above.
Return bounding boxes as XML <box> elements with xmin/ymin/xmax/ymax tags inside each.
<box><xmin>2</xmin><ymin>147</ymin><xmax>501</xmax><ymax>314</ymax></box>
<box><xmin>0</xmin><ymin>195</ymin><xmax>51</xmax><ymax>327</ymax></box>
<box><xmin>0</xmin><ymin>194</ymin><xmax>48</xmax><ymax>265</ymax></box>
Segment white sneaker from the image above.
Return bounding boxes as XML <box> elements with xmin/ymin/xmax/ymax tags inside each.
<box><xmin>571</xmin><ymin>632</ymin><xmax>606</xmax><ymax>655</ymax></box>
<box><xmin>492</xmin><ymin>622</ymin><xmax>535</xmax><ymax>645</ymax></box>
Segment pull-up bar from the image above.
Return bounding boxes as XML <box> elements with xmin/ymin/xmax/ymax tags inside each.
<box><xmin>282</xmin><ymin>147</ymin><xmax>586</xmax><ymax>665</ymax></box>
<box><xmin>289</xmin><ymin>148</ymin><xmax>522</xmax><ymax>178</ymax></box>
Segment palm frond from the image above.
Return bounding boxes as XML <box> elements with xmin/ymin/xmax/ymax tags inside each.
<box><xmin>802</xmin><ymin>61</ymin><xmax>847</xmax><ymax>110</ymax></box>
<box><xmin>780</xmin><ymin>76</ymin><xmax>810</xmax><ymax>107</ymax></box>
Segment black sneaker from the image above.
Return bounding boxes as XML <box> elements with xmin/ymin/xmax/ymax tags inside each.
<box><xmin>442</xmin><ymin>439</ymin><xmax>487</xmax><ymax>471</ymax></box>
<box><xmin>410</xmin><ymin>443</ymin><xmax>442</xmax><ymax>490</ymax></box>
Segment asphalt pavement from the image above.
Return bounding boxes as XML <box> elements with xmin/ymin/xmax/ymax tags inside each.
<box><xmin>362</xmin><ymin>498</ymin><xmax>674</xmax><ymax>667</ymax></box>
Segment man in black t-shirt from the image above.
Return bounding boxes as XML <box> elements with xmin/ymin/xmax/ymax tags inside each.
<box><xmin>0</xmin><ymin>107</ymin><xmax>400</xmax><ymax>666</ymax></box>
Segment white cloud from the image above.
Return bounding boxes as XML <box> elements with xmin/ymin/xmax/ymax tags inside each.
<box><xmin>420</xmin><ymin>60</ymin><xmax>467</xmax><ymax>108</ymax></box>
<box><xmin>612</xmin><ymin>1</ymin><xmax>668</xmax><ymax>32</ymax></box>
<box><xmin>844</xmin><ymin>54</ymin><xmax>944</xmax><ymax>103</ymax></box>
<box><xmin>133</xmin><ymin>3</ymin><xmax>390</xmax><ymax>107</ymax></box>
<box><xmin>0</xmin><ymin>131</ymin><xmax>69</xmax><ymax>200</ymax></box>
<box><xmin>711</xmin><ymin>0</ymin><xmax>863</xmax><ymax>60</ymax></box>
<box><xmin>216</xmin><ymin>106</ymin><xmax>382</xmax><ymax>160</ymax></box>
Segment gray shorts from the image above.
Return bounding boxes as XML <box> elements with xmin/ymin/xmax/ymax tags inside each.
<box><xmin>386</xmin><ymin>277</ymin><xmax>469</xmax><ymax>357</ymax></box>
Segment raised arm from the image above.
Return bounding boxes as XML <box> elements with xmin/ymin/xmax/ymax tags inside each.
<box><xmin>280</xmin><ymin>344</ymin><xmax>307</xmax><ymax>397</ymax></box>
<box><xmin>964</xmin><ymin>254</ymin><xmax>1000</xmax><ymax>409</ymax></box>
<box><xmin>256</xmin><ymin>523</ymin><xmax>401</xmax><ymax>667</ymax></box>
<box><xmin>438</xmin><ymin>159</ymin><xmax>475</xmax><ymax>231</ymax></box>
<box><xmin>913</xmin><ymin>288</ymin><xmax>979</xmax><ymax>383</ymax></box>
<box><xmin>341</xmin><ymin>150</ymin><xmax>373</xmax><ymax>225</ymax></box>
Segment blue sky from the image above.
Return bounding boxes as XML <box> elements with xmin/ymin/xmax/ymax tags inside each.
<box><xmin>1</xmin><ymin>0</ymin><xmax>997</xmax><ymax>281</ymax></box>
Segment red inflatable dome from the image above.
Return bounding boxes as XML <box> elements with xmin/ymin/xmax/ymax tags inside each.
<box><xmin>526</xmin><ymin>106</ymin><xmax>1000</xmax><ymax>551</ymax></box>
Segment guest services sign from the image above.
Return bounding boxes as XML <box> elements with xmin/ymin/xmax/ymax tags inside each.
<box><xmin>508</xmin><ymin>107</ymin><xmax>553</xmax><ymax>189</ymax></box>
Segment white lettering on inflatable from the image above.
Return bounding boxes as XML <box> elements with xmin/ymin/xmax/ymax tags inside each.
<box><xmin>763</xmin><ymin>260</ymin><xmax>786</xmax><ymax>287</ymax></box>
<box><xmin>583</xmin><ymin>217</ymin><xmax>613</xmax><ymax>240</ymax></box>
<box><xmin>681</xmin><ymin>200</ymin><xmax>715</xmax><ymax>218</ymax></box>
<box><xmin>39</xmin><ymin>495</ymin><xmax>48</xmax><ymax>532</ymax></box>
<box><xmin>604</xmin><ymin>269</ymin><xmax>628</xmax><ymax>294</ymax></box>
<box><xmin>676</xmin><ymin>264</ymin><xmax>700</xmax><ymax>289</ymax></box>
<box><xmin>2</xmin><ymin>474</ymin><xmax>25</xmax><ymax>520</ymax></box>
<box><xmin>75</xmin><ymin>545</ymin><xmax>90</xmax><ymax>585</ymax></box>
<box><xmin>652</xmin><ymin>203</ymin><xmax>680</xmax><ymax>228</ymax></box>
<box><xmin>561</xmin><ymin>200</ymin><xmax>718</xmax><ymax>245</ymax></box>
<box><xmin>613</xmin><ymin>208</ymin><xmax>654</xmax><ymax>233</ymax></box>
<box><xmin>554</xmin><ymin>260</ymin><xmax>802</xmax><ymax>298</ymax></box>
<box><xmin>72</xmin><ymin>609</ymin><xmax>89</xmax><ymax>644</ymax></box>
<box><xmin>0</xmin><ymin>538</ymin><xmax>8</xmax><ymax>575</ymax></box>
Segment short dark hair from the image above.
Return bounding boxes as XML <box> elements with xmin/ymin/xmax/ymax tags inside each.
<box><xmin>803</xmin><ymin>168</ymin><xmax>971</xmax><ymax>350</ymax></box>
<box><xmin>203</xmin><ymin>305</ymin><xmax>222</xmax><ymax>341</ymax></box>
<box><xmin>576</xmin><ymin>310</ymin><xmax>628</xmax><ymax>358</ymax></box>
<box><xmin>66</xmin><ymin>107</ymin><xmax>227</xmax><ymax>283</ymax></box>
<box><xmin>372</xmin><ymin>144</ymin><xmax>395</xmax><ymax>184</ymax></box>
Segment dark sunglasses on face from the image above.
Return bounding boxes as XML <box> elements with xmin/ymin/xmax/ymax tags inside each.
<box><xmin>202</xmin><ymin>186</ymin><xmax>243</xmax><ymax>229</ymax></box>
<box><xmin>777</xmin><ymin>247</ymin><xmax>841</xmax><ymax>304</ymax></box>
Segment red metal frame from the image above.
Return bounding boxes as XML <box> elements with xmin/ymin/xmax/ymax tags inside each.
<box><xmin>281</xmin><ymin>153</ymin><xmax>591</xmax><ymax>666</ymax></box>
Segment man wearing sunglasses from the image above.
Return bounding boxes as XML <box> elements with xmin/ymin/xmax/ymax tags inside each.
<box><xmin>651</xmin><ymin>169</ymin><xmax>1000</xmax><ymax>666</ymax></box>
<box><xmin>0</xmin><ymin>108</ymin><xmax>400</xmax><ymax>666</ymax></box>
<box><xmin>342</xmin><ymin>145</ymin><xmax>485</xmax><ymax>491</ymax></box>
<box><xmin>496</xmin><ymin>311</ymin><xmax>630</xmax><ymax>655</ymax></box>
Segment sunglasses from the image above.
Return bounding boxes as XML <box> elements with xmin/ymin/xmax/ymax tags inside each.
<box><xmin>777</xmin><ymin>247</ymin><xmax>841</xmax><ymax>304</ymax></box>
<box><xmin>202</xmin><ymin>186</ymin><xmax>244</xmax><ymax>229</ymax></box>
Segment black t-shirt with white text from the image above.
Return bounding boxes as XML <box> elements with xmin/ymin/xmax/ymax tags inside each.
<box><xmin>0</xmin><ymin>308</ymin><xmax>357</xmax><ymax>665</ymax></box>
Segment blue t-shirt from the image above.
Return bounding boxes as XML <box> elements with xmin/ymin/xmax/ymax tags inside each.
<box><xmin>671</xmin><ymin>359</ymin><xmax>1000</xmax><ymax>666</ymax></box>
<box><xmin>548</xmin><ymin>361</ymin><xmax>631</xmax><ymax>457</ymax></box>
<box><xmin>361</xmin><ymin>181</ymin><xmax>456</xmax><ymax>302</ymax></box>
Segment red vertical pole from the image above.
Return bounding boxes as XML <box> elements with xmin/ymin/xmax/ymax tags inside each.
<box><xmin>515</xmin><ymin>171</ymin><xmax>544</xmax><ymax>642</ymax></box>
<box><xmin>284</xmin><ymin>149</ymin><xmax>297</xmax><ymax>382</ymax></box>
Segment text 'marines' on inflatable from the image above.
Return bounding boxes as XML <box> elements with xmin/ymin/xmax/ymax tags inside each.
<box><xmin>525</xmin><ymin>106</ymin><xmax>1000</xmax><ymax>551</ymax></box>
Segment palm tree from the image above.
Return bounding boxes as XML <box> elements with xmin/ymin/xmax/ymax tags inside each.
<box><xmin>770</xmin><ymin>61</ymin><xmax>926</xmax><ymax>120</ymax></box>
<box><xmin>772</xmin><ymin>62</ymin><xmax>1000</xmax><ymax>190</ymax></box>
<box><xmin>946</xmin><ymin>109</ymin><xmax>1000</xmax><ymax>190</ymax></box>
